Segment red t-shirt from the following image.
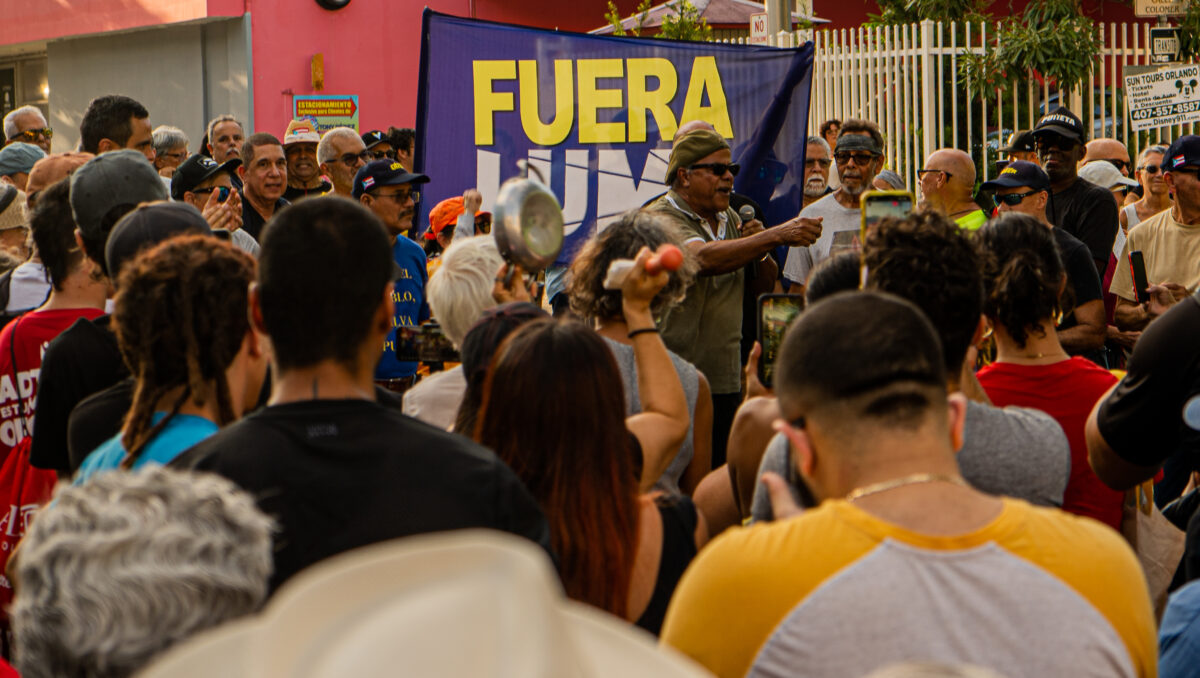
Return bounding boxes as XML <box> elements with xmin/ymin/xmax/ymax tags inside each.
<box><xmin>978</xmin><ymin>357</ymin><xmax>1122</xmax><ymax>530</ymax></box>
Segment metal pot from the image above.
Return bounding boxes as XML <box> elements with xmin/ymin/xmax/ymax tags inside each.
<box><xmin>491</xmin><ymin>174</ymin><xmax>564</xmax><ymax>273</ymax></box>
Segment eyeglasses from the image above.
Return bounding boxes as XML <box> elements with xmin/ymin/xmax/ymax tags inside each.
<box><xmin>834</xmin><ymin>152</ymin><xmax>879</xmax><ymax>166</ymax></box>
<box><xmin>1035</xmin><ymin>136</ymin><xmax>1078</xmax><ymax>152</ymax></box>
<box><xmin>1095</xmin><ymin>158</ymin><xmax>1129</xmax><ymax>172</ymax></box>
<box><xmin>370</xmin><ymin>149</ymin><xmax>396</xmax><ymax>160</ymax></box>
<box><xmin>338</xmin><ymin>150</ymin><xmax>371</xmax><ymax>166</ymax></box>
<box><xmin>158</xmin><ymin>151</ymin><xmax>187</xmax><ymax>162</ymax></box>
<box><xmin>805</xmin><ymin>158</ymin><xmax>832</xmax><ymax>168</ymax></box>
<box><xmin>689</xmin><ymin>162</ymin><xmax>740</xmax><ymax>177</ymax></box>
<box><xmin>1138</xmin><ymin>164</ymin><xmax>1161</xmax><ymax>174</ymax></box>
<box><xmin>917</xmin><ymin>168</ymin><xmax>952</xmax><ymax>180</ymax></box>
<box><xmin>993</xmin><ymin>190</ymin><xmax>1041</xmax><ymax>207</ymax></box>
<box><xmin>373</xmin><ymin>189</ymin><xmax>419</xmax><ymax>203</ymax></box>
<box><xmin>8</xmin><ymin>127</ymin><xmax>51</xmax><ymax>143</ymax></box>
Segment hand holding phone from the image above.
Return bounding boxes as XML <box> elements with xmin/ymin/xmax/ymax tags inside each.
<box><xmin>1129</xmin><ymin>250</ymin><xmax>1149</xmax><ymax>303</ymax></box>
<box><xmin>757</xmin><ymin>294</ymin><xmax>804</xmax><ymax>388</ymax></box>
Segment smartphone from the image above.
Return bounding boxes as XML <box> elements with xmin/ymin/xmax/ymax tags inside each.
<box><xmin>394</xmin><ymin>323</ymin><xmax>460</xmax><ymax>363</ymax></box>
<box><xmin>1129</xmin><ymin>250</ymin><xmax>1150</xmax><ymax>303</ymax></box>
<box><xmin>757</xmin><ymin>294</ymin><xmax>805</xmax><ymax>388</ymax></box>
<box><xmin>217</xmin><ymin>186</ymin><xmax>232</xmax><ymax>203</ymax></box>
<box><xmin>860</xmin><ymin>190</ymin><xmax>915</xmax><ymax>242</ymax></box>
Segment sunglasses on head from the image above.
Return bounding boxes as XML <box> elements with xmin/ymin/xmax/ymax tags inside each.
<box><xmin>689</xmin><ymin>162</ymin><xmax>740</xmax><ymax>177</ymax></box>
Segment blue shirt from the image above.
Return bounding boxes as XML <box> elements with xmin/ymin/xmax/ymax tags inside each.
<box><xmin>375</xmin><ymin>235</ymin><xmax>430</xmax><ymax>380</ymax></box>
<box><xmin>75</xmin><ymin>413</ymin><xmax>219</xmax><ymax>484</ymax></box>
<box><xmin>1160</xmin><ymin>579</ymin><xmax>1200</xmax><ymax>677</ymax></box>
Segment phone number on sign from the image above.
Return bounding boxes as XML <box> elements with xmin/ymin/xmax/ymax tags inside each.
<box><xmin>1131</xmin><ymin>101</ymin><xmax>1200</xmax><ymax>120</ymax></box>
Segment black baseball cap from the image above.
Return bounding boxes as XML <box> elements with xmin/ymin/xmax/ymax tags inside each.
<box><xmin>1166</xmin><ymin>135</ymin><xmax>1200</xmax><ymax>171</ymax></box>
<box><xmin>105</xmin><ymin>202</ymin><xmax>212</xmax><ymax>281</ymax></box>
<box><xmin>1000</xmin><ymin>130</ymin><xmax>1035</xmax><ymax>154</ymax></box>
<box><xmin>1033</xmin><ymin>107</ymin><xmax>1086</xmax><ymax>143</ymax></box>
<box><xmin>980</xmin><ymin>160</ymin><xmax>1050</xmax><ymax>192</ymax></box>
<box><xmin>361</xmin><ymin>130</ymin><xmax>388</xmax><ymax>150</ymax></box>
<box><xmin>171</xmin><ymin>154</ymin><xmax>241</xmax><ymax>201</ymax></box>
<box><xmin>352</xmin><ymin>160</ymin><xmax>429</xmax><ymax>199</ymax></box>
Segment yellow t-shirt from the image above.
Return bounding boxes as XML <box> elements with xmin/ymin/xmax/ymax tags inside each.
<box><xmin>661</xmin><ymin>498</ymin><xmax>1155</xmax><ymax>678</ymax></box>
<box><xmin>1110</xmin><ymin>208</ymin><xmax>1200</xmax><ymax>301</ymax></box>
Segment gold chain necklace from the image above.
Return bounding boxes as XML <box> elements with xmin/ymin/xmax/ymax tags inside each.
<box><xmin>844</xmin><ymin>473</ymin><xmax>969</xmax><ymax>502</ymax></box>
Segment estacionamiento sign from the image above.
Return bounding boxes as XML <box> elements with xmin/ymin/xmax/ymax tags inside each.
<box><xmin>1125</xmin><ymin>63</ymin><xmax>1200</xmax><ymax>132</ymax></box>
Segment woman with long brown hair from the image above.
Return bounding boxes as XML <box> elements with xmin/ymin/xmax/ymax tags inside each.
<box><xmin>473</xmin><ymin>247</ymin><xmax>702</xmax><ymax>634</ymax></box>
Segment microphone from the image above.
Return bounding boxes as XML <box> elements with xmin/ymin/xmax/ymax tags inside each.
<box><xmin>738</xmin><ymin>205</ymin><xmax>756</xmax><ymax>225</ymax></box>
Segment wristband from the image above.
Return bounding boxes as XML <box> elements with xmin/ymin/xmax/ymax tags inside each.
<box><xmin>627</xmin><ymin>327</ymin><xmax>659</xmax><ymax>339</ymax></box>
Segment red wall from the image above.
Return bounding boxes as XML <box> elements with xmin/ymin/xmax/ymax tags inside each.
<box><xmin>817</xmin><ymin>0</ymin><xmax>1144</xmax><ymax>30</ymax></box>
<box><xmin>0</xmin><ymin>0</ymin><xmax>243</xmax><ymax>46</ymax></box>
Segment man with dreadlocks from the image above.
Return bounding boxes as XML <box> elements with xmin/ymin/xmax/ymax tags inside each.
<box><xmin>74</xmin><ymin>234</ymin><xmax>264</xmax><ymax>482</ymax></box>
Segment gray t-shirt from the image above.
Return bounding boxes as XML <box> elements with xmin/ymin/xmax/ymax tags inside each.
<box><xmin>604</xmin><ymin>336</ymin><xmax>699</xmax><ymax>495</ymax></box>
<box><xmin>750</xmin><ymin>400</ymin><xmax>1070</xmax><ymax>521</ymax></box>
<box><xmin>782</xmin><ymin>192</ymin><xmax>860</xmax><ymax>285</ymax></box>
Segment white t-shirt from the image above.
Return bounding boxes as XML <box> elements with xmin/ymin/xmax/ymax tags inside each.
<box><xmin>6</xmin><ymin>261</ymin><xmax>49</xmax><ymax>311</ymax></box>
<box><xmin>782</xmin><ymin>192</ymin><xmax>860</xmax><ymax>285</ymax></box>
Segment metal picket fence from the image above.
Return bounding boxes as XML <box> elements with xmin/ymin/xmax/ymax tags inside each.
<box><xmin>720</xmin><ymin>20</ymin><xmax>1197</xmax><ymax>188</ymax></box>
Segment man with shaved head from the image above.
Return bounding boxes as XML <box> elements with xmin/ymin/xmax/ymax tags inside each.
<box><xmin>918</xmin><ymin>149</ymin><xmax>987</xmax><ymax>231</ymax></box>
<box><xmin>1082</xmin><ymin>138</ymin><xmax>1132</xmax><ymax>177</ymax></box>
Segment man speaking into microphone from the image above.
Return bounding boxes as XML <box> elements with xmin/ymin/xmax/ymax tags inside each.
<box><xmin>650</xmin><ymin>128</ymin><xmax>823</xmax><ymax>467</ymax></box>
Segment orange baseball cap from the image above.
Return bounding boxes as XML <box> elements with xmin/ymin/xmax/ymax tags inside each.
<box><xmin>426</xmin><ymin>196</ymin><xmax>489</xmax><ymax>240</ymax></box>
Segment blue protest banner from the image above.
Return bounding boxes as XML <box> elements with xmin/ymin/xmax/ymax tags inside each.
<box><xmin>414</xmin><ymin>10</ymin><xmax>813</xmax><ymax>266</ymax></box>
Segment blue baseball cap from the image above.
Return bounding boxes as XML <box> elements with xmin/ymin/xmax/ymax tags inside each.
<box><xmin>352</xmin><ymin>159</ymin><xmax>428</xmax><ymax>199</ymax></box>
<box><xmin>1165</xmin><ymin>135</ymin><xmax>1200</xmax><ymax>171</ymax></box>
<box><xmin>980</xmin><ymin>160</ymin><xmax>1050</xmax><ymax>192</ymax></box>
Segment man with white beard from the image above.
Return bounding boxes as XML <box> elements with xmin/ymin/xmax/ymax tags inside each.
<box><xmin>783</xmin><ymin>119</ymin><xmax>885</xmax><ymax>296</ymax></box>
<box><xmin>801</xmin><ymin>136</ymin><xmax>834</xmax><ymax>209</ymax></box>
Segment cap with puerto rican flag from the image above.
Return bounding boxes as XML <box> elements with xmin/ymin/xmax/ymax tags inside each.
<box><xmin>1165</xmin><ymin>135</ymin><xmax>1200</xmax><ymax>172</ymax></box>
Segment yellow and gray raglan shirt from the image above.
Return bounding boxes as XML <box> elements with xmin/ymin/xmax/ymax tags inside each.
<box><xmin>661</xmin><ymin>498</ymin><xmax>1156</xmax><ymax>678</ymax></box>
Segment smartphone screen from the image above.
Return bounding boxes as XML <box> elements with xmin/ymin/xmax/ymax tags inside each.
<box><xmin>1129</xmin><ymin>250</ymin><xmax>1149</xmax><ymax>303</ymax></box>
<box><xmin>394</xmin><ymin>323</ymin><xmax>460</xmax><ymax>363</ymax></box>
<box><xmin>217</xmin><ymin>186</ymin><xmax>231</xmax><ymax>203</ymax></box>
<box><xmin>860</xmin><ymin>191</ymin><xmax>914</xmax><ymax>240</ymax></box>
<box><xmin>758</xmin><ymin>294</ymin><xmax>804</xmax><ymax>388</ymax></box>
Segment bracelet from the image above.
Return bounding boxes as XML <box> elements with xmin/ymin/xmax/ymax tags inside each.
<box><xmin>627</xmin><ymin>326</ymin><xmax>659</xmax><ymax>339</ymax></box>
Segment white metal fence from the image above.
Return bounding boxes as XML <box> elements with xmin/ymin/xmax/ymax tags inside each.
<box><xmin>721</xmin><ymin>21</ymin><xmax>1197</xmax><ymax>188</ymax></box>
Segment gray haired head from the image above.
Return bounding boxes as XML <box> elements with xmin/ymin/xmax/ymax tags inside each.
<box><xmin>12</xmin><ymin>467</ymin><xmax>274</xmax><ymax>678</ymax></box>
<box><xmin>151</xmin><ymin>125</ymin><xmax>190</xmax><ymax>158</ymax></box>
<box><xmin>875</xmin><ymin>169</ymin><xmax>906</xmax><ymax>190</ymax></box>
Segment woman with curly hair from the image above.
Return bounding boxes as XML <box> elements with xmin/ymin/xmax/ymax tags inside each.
<box><xmin>75</xmin><ymin>235</ymin><xmax>265</xmax><ymax>482</ymax></box>
<box><xmin>568</xmin><ymin>209</ymin><xmax>710</xmax><ymax>495</ymax></box>
<box><xmin>975</xmin><ymin>213</ymin><xmax>1122</xmax><ymax>530</ymax></box>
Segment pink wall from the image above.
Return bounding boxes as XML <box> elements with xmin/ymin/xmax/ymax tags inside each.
<box><xmin>0</xmin><ymin>0</ymin><xmax>243</xmax><ymax>46</ymax></box>
<box><xmin>245</xmin><ymin>0</ymin><xmax>626</xmax><ymax>136</ymax></box>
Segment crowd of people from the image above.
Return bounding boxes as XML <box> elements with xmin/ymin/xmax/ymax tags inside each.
<box><xmin>0</xmin><ymin>90</ymin><xmax>1194</xmax><ymax>677</ymax></box>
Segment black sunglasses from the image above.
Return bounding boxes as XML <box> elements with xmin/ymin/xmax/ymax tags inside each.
<box><xmin>1138</xmin><ymin>164</ymin><xmax>1161</xmax><ymax>174</ymax></box>
<box><xmin>993</xmin><ymin>190</ymin><xmax>1041</xmax><ymax>207</ymax></box>
<box><xmin>1035</xmin><ymin>136</ymin><xmax>1078</xmax><ymax>152</ymax></box>
<box><xmin>192</xmin><ymin>186</ymin><xmax>232</xmax><ymax>203</ymax></box>
<box><xmin>371</xmin><ymin>149</ymin><xmax>397</xmax><ymax>160</ymax></box>
<box><xmin>1095</xmin><ymin>158</ymin><xmax>1130</xmax><ymax>172</ymax></box>
<box><xmin>339</xmin><ymin>150</ymin><xmax>371</xmax><ymax>165</ymax></box>
<box><xmin>690</xmin><ymin>162</ymin><xmax>740</xmax><ymax>177</ymax></box>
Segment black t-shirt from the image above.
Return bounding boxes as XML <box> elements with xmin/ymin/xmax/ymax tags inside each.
<box><xmin>67</xmin><ymin>377</ymin><xmax>133</xmax><ymax>470</ymax></box>
<box><xmin>1047</xmin><ymin>177</ymin><xmax>1120</xmax><ymax>273</ymax></box>
<box><xmin>240</xmin><ymin>196</ymin><xmax>290</xmax><ymax>242</ymax></box>
<box><xmin>30</xmin><ymin>316</ymin><xmax>128</xmax><ymax>475</ymax></box>
<box><xmin>1053</xmin><ymin>226</ymin><xmax>1103</xmax><ymax>331</ymax></box>
<box><xmin>282</xmin><ymin>181</ymin><xmax>332</xmax><ymax>203</ymax></box>
<box><xmin>170</xmin><ymin>398</ymin><xmax>553</xmax><ymax>591</ymax></box>
<box><xmin>1096</xmin><ymin>292</ymin><xmax>1200</xmax><ymax>468</ymax></box>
